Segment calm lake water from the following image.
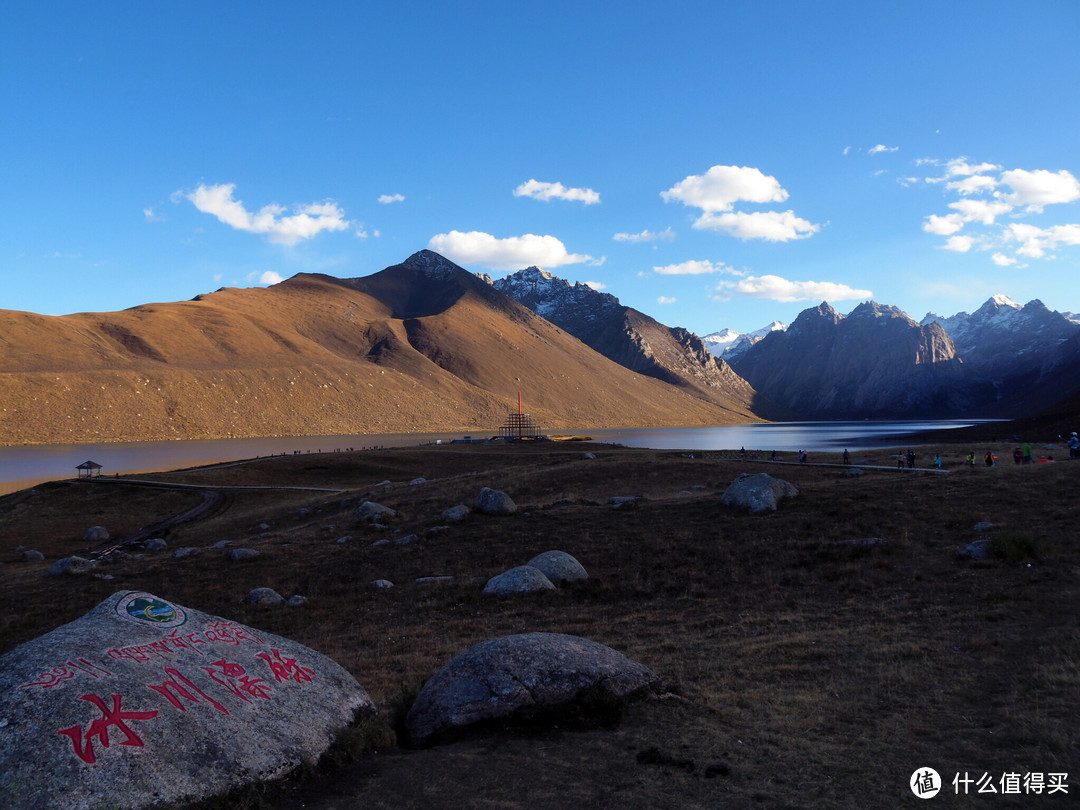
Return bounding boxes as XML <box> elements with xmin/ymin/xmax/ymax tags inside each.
<box><xmin>0</xmin><ymin>420</ymin><xmax>990</xmax><ymax>495</ymax></box>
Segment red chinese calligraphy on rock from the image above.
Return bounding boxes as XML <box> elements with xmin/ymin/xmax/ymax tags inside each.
<box><xmin>256</xmin><ymin>649</ymin><xmax>316</xmax><ymax>684</ymax></box>
<box><xmin>203</xmin><ymin>659</ymin><xmax>272</xmax><ymax>702</ymax></box>
<box><xmin>19</xmin><ymin>659</ymin><xmax>114</xmax><ymax>690</ymax></box>
<box><xmin>57</xmin><ymin>694</ymin><xmax>159</xmax><ymax>765</ymax></box>
<box><xmin>106</xmin><ymin>621</ymin><xmax>263</xmax><ymax>665</ymax></box>
<box><xmin>147</xmin><ymin>667</ymin><xmax>228</xmax><ymax>715</ymax></box>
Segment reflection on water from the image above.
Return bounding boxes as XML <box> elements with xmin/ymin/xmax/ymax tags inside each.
<box><xmin>588</xmin><ymin>420</ymin><xmax>993</xmax><ymax>453</ymax></box>
<box><xmin>0</xmin><ymin>420</ymin><xmax>994</xmax><ymax>495</ymax></box>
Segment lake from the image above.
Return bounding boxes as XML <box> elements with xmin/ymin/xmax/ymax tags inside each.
<box><xmin>0</xmin><ymin>420</ymin><xmax>991</xmax><ymax>495</ymax></box>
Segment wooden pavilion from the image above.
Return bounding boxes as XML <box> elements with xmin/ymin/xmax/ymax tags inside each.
<box><xmin>76</xmin><ymin>460</ymin><xmax>103</xmax><ymax>479</ymax></box>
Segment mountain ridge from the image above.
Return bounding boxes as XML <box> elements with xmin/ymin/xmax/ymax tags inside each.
<box><xmin>0</xmin><ymin>251</ymin><xmax>763</xmax><ymax>445</ymax></box>
<box><xmin>487</xmin><ymin>266</ymin><xmax>789</xmax><ymax>419</ymax></box>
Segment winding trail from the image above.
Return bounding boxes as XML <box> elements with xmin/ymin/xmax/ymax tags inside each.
<box><xmin>79</xmin><ymin>476</ymin><xmax>348</xmax><ymax>559</ymax></box>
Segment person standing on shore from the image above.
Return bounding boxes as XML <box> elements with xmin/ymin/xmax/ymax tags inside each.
<box><xmin>1021</xmin><ymin>441</ymin><xmax>1033</xmax><ymax>464</ymax></box>
<box><xmin>1069</xmin><ymin>432</ymin><xmax>1079</xmax><ymax>459</ymax></box>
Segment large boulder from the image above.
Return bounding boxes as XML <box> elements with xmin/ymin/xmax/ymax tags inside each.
<box><xmin>83</xmin><ymin>527</ymin><xmax>109</xmax><ymax>542</ymax></box>
<box><xmin>720</xmin><ymin>473</ymin><xmax>799</xmax><ymax>513</ymax></box>
<box><xmin>0</xmin><ymin>591</ymin><xmax>372</xmax><ymax>810</ymax></box>
<box><xmin>474</xmin><ymin>487</ymin><xmax>517</xmax><ymax>515</ymax></box>
<box><xmin>526</xmin><ymin>551</ymin><xmax>589</xmax><ymax>585</ymax></box>
<box><xmin>405</xmin><ymin>632</ymin><xmax>660</xmax><ymax>747</ymax></box>
<box><xmin>482</xmin><ymin>566</ymin><xmax>556</xmax><ymax>596</ymax></box>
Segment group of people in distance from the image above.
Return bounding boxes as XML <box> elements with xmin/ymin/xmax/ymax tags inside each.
<box><xmin>963</xmin><ymin>431</ymin><xmax>1078</xmax><ymax>467</ymax></box>
<box><xmin>754</xmin><ymin>431</ymin><xmax>1078</xmax><ymax>468</ymax></box>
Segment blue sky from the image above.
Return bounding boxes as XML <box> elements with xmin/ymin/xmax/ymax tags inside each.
<box><xmin>3</xmin><ymin>1</ymin><xmax>1079</xmax><ymax>335</ymax></box>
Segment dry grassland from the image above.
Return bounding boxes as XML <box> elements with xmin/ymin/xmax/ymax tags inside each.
<box><xmin>1</xmin><ymin>443</ymin><xmax>1077</xmax><ymax>809</ymax></box>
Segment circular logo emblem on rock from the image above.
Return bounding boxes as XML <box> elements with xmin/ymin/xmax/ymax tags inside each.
<box><xmin>116</xmin><ymin>592</ymin><xmax>187</xmax><ymax>628</ymax></box>
<box><xmin>910</xmin><ymin>767</ymin><xmax>941</xmax><ymax>799</ymax></box>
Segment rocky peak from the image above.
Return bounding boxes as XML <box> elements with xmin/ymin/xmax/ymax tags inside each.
<box><xmin>847</xmin><ymin>301</ymin><xmax>918</xmax><ymax>327</ymax></box>
<box><xmin>491</xmin><ymin>267</ymin><xmax>622</xmax><ymax>321</ymax></box>
<box><xmin>401</xmin><ymin>250</ymin><xmax>466</xmax><ymax>280</ymax></box>
<box><xmin>788</xmin><ymin>301</ymin><xmax>839</xmax><ymax>335</ymax></box>
<box><xmin>488</xmin><ymin>265</ymin><xmax>759</xmax><ymax>411</ymax></box>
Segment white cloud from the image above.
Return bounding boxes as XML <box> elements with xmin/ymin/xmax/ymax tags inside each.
<box><xmin>923</xmin><ymin>213</ymin><xmax>964</xmax><ymax>236</ymax></box>
<box><xmin>143</xmin><ymin>207</ymin><xmax>165</xmax><ymax>222</ymax></box>
<box><xmin>378</xmin><ymin>193</ymin><xmax>405</xmax><ymax>204</ymax></box>
<box><xmin>916</xmin><ymin>158</ymin><xmax>1080</xmax><ymax>263</ymax></box>
<box><xmin>843</xmin><ymin>146</ymin><xmax>852</xmax><ymax>155</ymax></box>
<box><xmin>946</xmin><ymin>174</ymin><xmax>997</xmax><ymax>195</ymax></box>
<box><xmin>869</xmin><ymin>144</ymin><xmax>898</xmax><ymax>154</ymax></box>
<box><xmin>426</xmin><ymin>230</ymin><xmax>597</xmax><ymax>270</ymax></box>
<box><xmin>949</xmin><ymin>198</ymin><xmax>1012</xmax><ymax>226</ymax></box>
<box><xmin>259</xmin><ymin>271</ymin><xmax>285</xmax><ymax>285</ymax></box>
<box><xmin>585</xmin><ymin>281</ymin><xmax>606</xmax><ymax>290</ymax></box>
<box><xmin>925</xmin><ymin>199</ymin><xmax>1012</xmax><ymax>236</ymax></box>
<box><xmin>946</xmin><ymin>159</ymin><xmax>1000</xmax><ymax>177</ymax></box>
<box><xmin>694</xmin><ymin>210</ymin><xmax>819</xmax><ymax>241</ymax></box>
<box><xmin>613</xmin><ymin>227</ymin><xmax>676</xmax><ymax>243</ymax></box>
<box><xmin>943</xmin><ymin>235</ymin><xmax>975</xmax><ymax>252</ymax></box>
<box><xmin>714</xmin><ymin>274</ymin><xmax>872</xmax><ymax>303</ymax></box>
<box><xmin>513</xmin><ymin>179</ymin><xmax>600</xmax><ymax>205</ymax></box>
<box><xmin>653</xmin><ymin>259</ymin><xmax>732</xmax><ymax>276</ymax></box>
<box><xmin>1002</xmin><ymin>222</ymin><xmax>1080</xmax><ymax>259</ymax></box>
<box><xmin>662</xmin><ymin>165</ymin><xmax>818</xmax><ymax>242</ymax></box>
<box><xmin>661</xmin><ymin>165</ymin><xmax>788</xmax><ymax>212</ymax></box>
<box><xmin>181</xmin><ymin>183</ymin><xmax>350</xmax><ymax>245</ymax></box>
<box><xmin>657</xmin><ymin>296</ymin><xmax>677</xmax><ymax>304</ymax></box>
<box><xmin>1000</xmin><ymin>168</ymin><xmax>1080</xmax><ymax>212</ymax></box>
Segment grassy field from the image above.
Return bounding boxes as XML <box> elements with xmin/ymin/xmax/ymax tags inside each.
<box><xmin>1</xmin><ymin>441</ymin><xmax>1077</xmax><ymax>809</ymax></box>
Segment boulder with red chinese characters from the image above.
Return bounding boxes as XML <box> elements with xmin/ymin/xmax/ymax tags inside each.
<box><xmin>0</xmin><ymin>590</ymin><xmax>373</xmax><ymax>810</ymax></box>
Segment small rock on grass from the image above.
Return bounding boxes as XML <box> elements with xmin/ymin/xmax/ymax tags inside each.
<box><xmin>526</xmin><ymin>551</ymin><xmax>588</xmax><ymax>585</ymax></box>
<box><xmin>242</xmin><ymin>587</ymin><xmax>285</xmax><ymax>606</ymax></box>
<box><xmin>48</xmin><ymin>556</ymin><xmax>94</xmax><ymax>576</ymax></box>
<box><xmin>483</xmin><ymin>566</ymin><xmax>555</xmax><ymax>596</ymax></box>
<box><xmin>442</xmin><ymin>504</ymin><xmax>471</xmax><ymax>523</ymax></box>
<box><xmin>474</xmin><ymin>487</ymin><xmax>517</xmax><ymax>515</ymax></box>
<box><xmin>957</xmin><ymin>539</ymin><xmax>992</xmax><ymax>560</ymax></box>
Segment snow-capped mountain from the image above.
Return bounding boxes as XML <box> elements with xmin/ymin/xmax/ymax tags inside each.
<box><xmin>483</xmin><ymin>267</ymin><xmax>624</xmax><ymax>324</ymax></box>
<box><xmin>728</xmin><ymin>301</ymin><xmax>971</xmax><ymax>419</ymax></box>
<box><xmin>703</xmin><ymin>321</ymin><xmax>788</xmax><ymax>360</ymax></box>
<box><xmin>485</xmin><ymin>266</ymin><xmax>776</xmax><ymax>418</ymax></box>
<box><xmin>921</xmin><ymin>295</ymin><xmax>1080</xmax><ymax>377</ymax></box>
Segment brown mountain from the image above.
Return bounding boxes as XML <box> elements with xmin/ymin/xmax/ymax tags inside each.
<box><xmin>0</xmin><ymin>251</ymin><xmax>762</xmax><ymax>445</ymax></box>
